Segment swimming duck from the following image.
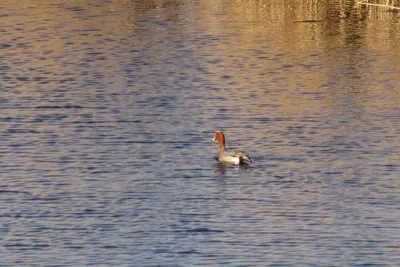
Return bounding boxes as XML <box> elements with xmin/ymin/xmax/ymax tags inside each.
<box><xmin>211</xmin><ymin>131</ymin><xmax>252</xmax><ymax>165</ymax></box>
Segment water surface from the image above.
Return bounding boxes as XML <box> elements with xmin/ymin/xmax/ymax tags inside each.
<box><xmin>1</xmin><ymin>0</ymin><xmax>399</xmax><ymax>266</ymax></box>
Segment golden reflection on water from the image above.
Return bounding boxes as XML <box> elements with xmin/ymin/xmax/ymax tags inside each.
<box><xmin>3</xmin><ymin>0</ymin><xmax>398</xmax><ymax>157</ymax></box>
<box><xmin>193</xmin><ymin>1</ymin><xmax>399</xmax><ymax>100</ymax></box>
<box><xmin>3</xmin><ymin>0</ymin><xmax>397</xmax><ymax>157</ymax></box>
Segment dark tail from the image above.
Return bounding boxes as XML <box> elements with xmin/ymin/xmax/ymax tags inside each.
<box><xmin>240</xmin><ymin>156</ymin><xmax>252</xmax><ymax>164</ymax></box>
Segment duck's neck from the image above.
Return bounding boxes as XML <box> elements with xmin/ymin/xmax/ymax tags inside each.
<box><xmin>218</xmin><ymin>139</ymin><xmax>225</xmax><ymax>149</ymax></box>
<box><xmin>216</xmin><ymin>133</ymin><xmax>226</xmax><ymax>149</ymax></box>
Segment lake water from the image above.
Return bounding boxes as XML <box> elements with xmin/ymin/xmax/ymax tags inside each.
<box><xmin>1</xmin><ymin>0</ymin><xmax>399</xmax><ymax>266</ymax></box>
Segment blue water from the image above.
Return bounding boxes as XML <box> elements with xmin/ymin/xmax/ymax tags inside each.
<box><xmin>1</xmin><ymin>0</ymin><xmax>399</xmax><ymax>266</ymax></box>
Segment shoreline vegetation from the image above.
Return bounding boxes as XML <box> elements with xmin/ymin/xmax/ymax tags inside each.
<box><xmin>357</xmin><ymin>0</ymin><xmax>400</xmax><ymax>10</ymax></box>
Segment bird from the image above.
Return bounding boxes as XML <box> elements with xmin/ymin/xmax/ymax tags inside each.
<box><xmin>211</xmin><ymin>131</ymin><xmax>252</xmax><ymax>165</ymax></box>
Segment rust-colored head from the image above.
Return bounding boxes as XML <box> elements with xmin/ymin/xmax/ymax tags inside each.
<box><xmin>212</xmin><ymin>131</ymin><xmax>226</xmax><ymax>148</ymax></box>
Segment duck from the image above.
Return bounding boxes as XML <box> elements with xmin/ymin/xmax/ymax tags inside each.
<box><xmin>211</xmin><ymin>131</ymin><xmax>252</xmax><ymax>165</ymax></box>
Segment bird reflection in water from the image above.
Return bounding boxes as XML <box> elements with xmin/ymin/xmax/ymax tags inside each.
<box><xmin>213</xmin><ymin>161</ymin><xmax>252</xmax><ymax>175</ymax></box>
<box><xmin>213</xmin><ymin>162</ymin><xmax>227</xmax><ymax>175</ymax></box>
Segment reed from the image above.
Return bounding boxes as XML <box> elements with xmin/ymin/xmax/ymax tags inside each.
<box><xmin>357</xmin><ymin>0</ymin><xmax>400</xmax><ymax>10</ymax></box>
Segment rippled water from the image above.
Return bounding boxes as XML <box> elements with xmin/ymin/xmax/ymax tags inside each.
<box><xmin>1</xmin><ymin>0</ymin><xmax>399</xmax><ymax>266</ymax></box>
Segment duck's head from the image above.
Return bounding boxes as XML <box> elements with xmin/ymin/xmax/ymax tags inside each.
<box><xmin>212</xmin><ymin>131</ymin><xmax>225</xmax><ymax>148</ymax></box>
